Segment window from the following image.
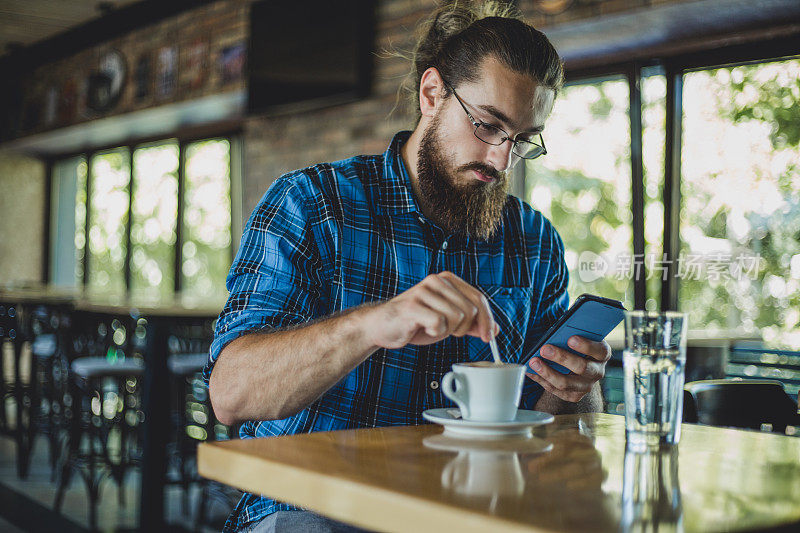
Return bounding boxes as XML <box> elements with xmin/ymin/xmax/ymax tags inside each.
<box><xmin>50</xmin><ymin>156</ymin><xmax>86</xmax><ymax>287</ymax></box>
<box><xmin>87</xmin><ymin>149</ymin><xmax>130</xmax><ymax>294</ymax></box>
<box><xmin>182</xmin><ymin>139</ymin><xmax>232</xmax><ymax>301</ymax></box>
<box><xmin>642</xmin><ymin>70</ymin><xmax>667</xmax><ymax>312</ymax></box>
<box><xmin>524</xmin><ymin>76</ymin><xmax>634</xmax><ymax>310</ymax></box>
<box><xmin>130</xmin><ymin>142</ymin><xmax>179</xmax><ymax>298</ymax></box>
<box><xmin>680</xmin><ymin>58</ymin><xmax>800</xmax><ymax>347</ymax></box>
<box><xmin>49</xmin><ymin>136</ymin><xmax>237</xmax><ymax>300</ymax></box>
<box><xmin>520</xmin><ymin>42</ymin><xmax>797</xmax><ymax>349</ymax></box>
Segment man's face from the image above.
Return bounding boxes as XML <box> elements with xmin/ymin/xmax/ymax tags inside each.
<box><xmin>416</xmin><ymin>56</ymin><xmax>555</xmax><ymax>240</ymax></box>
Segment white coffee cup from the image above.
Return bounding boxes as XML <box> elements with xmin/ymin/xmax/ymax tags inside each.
<box><xmin>441</xmin><ymin>361</ymin><xmax>525</xmax><ymax>422</ymax></box>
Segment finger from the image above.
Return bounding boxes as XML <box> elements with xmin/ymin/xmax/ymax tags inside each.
<box><xmin>528</xmin><ymin>371</ymin><xmax>587</xmax><ymax>404</ymax></box>
<box><xmin>528</xmin><ymin>352</ymin><xmax>593</xmax><ymax>392</ymax></box>
<box><xmin>568</xmin><ymin>336</ymin><xmax>612</xmax><ymax>363</ymax></box>
<box><xmin>414</xmin><ymin>285</ymin><xmax>471</xmax><ymax>337</ymax></box>
<box><xmin>402</xmin><ymin>299</ymin><xmax>449</xmax><ymax>339</ymax></box>
<box><xmin>379</xmin><ymin>297</ymin><xmax>448</xmax><ymax>348</ymax></box>
<box><xmin>527</xmin><ymin>371</ymin><xmax>570</xmax><ymax>402</ymax></box>
<box><xmin>424</xmin><ymin>276</ymin><xmax>479</xmax><ymax>337</ymax></box>
<box><xmin>539</xmin><ymin>344</ymin><xmax>589</xmax><ymax>376</ymax></box>
<box><xmin>538</xmin><ymin>344</ymin><xmax>604</xmax><ymax>380</ymax></box>
<box><xmin>438</xmin><ymin>272</ymin><xmax>496</xmax><ymax>342</ymax></box>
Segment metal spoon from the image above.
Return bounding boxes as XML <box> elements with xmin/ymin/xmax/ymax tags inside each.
<box><xmin>489</xmin><ymin>332</ymin><xmax>502</xmax><ymax>364</ymax></box>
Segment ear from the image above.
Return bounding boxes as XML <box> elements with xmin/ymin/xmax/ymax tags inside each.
<box><xmin>418</xmin><ymin>67</ymin><xmax>445</xmax><ymax>118</ymax></box>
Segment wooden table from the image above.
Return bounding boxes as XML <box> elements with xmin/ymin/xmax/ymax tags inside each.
<box><xmin>198</xmin><ymin>413</ymin><xmax>800</xmax><ymax>532</ymax></box>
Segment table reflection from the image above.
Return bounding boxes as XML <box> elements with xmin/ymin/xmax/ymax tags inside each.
<box><xmin>421</xmin><ymin>424</ymin><xmax>621</xmax><ymax>529</ymax></box>
<box><xmin>423</xmin><ymin>433</ymin><xmax>551</xmax><ymax>506</ymax></box>
<box><xmin>621</xmin><ymin>445</ymin><xmax>682</xmax><ymax>533</ymax></box>
<box><xmin>441</xmin><ymin>450</ymin><xmax>525</xmax><ymax>499</ymax></box>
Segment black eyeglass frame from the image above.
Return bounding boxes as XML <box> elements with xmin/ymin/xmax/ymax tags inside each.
<box><xmin>442</xmin><ymin>79</ymin><xmax>547</xmax><ymax>160</ymax></box>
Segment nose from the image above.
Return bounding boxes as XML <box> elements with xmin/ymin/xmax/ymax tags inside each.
<box><xmin>486</xmin><ymin>140</ymin><xmax>515</xmax><ymax>172</ymax></box>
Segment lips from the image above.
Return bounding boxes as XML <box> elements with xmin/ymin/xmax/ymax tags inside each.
<box><xmin>472</xmin><ymin>170</ymin><xmax>495</xmax><ymax>183</ymax></box>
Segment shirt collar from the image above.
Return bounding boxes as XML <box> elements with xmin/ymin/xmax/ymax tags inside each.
<box><xmin>378</xmin><ymin>131</ymin><xmax>422</xmax><ymax>215</ymax></box>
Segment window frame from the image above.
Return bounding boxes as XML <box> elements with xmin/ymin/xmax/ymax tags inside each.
<box><xmin>45</xmin><ymin>127</ymin><xmax>241</xmax><ymax>295</ymax></box>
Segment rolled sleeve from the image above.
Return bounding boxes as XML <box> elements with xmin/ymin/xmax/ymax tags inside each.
<box><xmin>203</xmin><ymin>174</ymin><xmax>324</xmax><ymax>385</ymax></box>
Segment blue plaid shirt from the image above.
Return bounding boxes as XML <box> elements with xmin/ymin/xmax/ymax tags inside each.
<box><xmin>205</xmin><ymin>131</ymin><xmax>569</xmax><ymax>531</ymax></box>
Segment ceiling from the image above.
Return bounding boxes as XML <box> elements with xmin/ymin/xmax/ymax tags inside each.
<box><xmin>0</xmin><ymin>0</ymin><xmax>140</xmax><ymax>57</ymax></box>
<box><xmin>547</xmin><ymin>0</ymin><xmax>800</xmax><ymax>69</ymax></box>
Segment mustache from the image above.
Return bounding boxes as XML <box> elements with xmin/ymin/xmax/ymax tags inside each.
<box><xmin>456</xmin><ymin>162</ymin><xmax>504</xmax><ymax>182</ymax></box>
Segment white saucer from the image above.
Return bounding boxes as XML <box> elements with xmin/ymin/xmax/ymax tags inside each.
<box><xmin>422</xmin><ymin>408</ymin><xmax>554</xmax><ymax>438</ymax></box>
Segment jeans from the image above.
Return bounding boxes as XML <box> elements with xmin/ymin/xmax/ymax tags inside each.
<box><xmin>242</xmin><ymin>511</ymin><xmax>374</xmax><ymax>533</ymax></box>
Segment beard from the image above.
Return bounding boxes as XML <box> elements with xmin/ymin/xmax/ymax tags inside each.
<box><xmin>416</xmin><ymin>114</ymin><xmax>509</xmax><ymax>241</ymax></box>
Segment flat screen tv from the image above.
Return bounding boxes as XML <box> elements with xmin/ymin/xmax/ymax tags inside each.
<box><xmin>248</xmin><ymin>0</ymin><xmax>375</xmax><ymax>115</ymax></box>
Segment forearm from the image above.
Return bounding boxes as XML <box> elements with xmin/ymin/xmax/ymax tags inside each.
<box><xmin>534</xmin><ymin>382</ymin><xmax>604</xmax><ymax>415</ymax></box>
<box><xmin>209</xmin><ymin>271</ymin><xmax>501</xmax><ymax>425</ymax></box>
<box><xmin>209</xmin><ymin>305</ymin><xmax>379</xmax><ymax>424</ymax></box>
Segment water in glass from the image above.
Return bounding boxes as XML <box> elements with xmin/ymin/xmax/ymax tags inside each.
<box><xmin>624</xmin><ymin>347</ymin><xmax>685</xmax><ymax>450</ymax></box>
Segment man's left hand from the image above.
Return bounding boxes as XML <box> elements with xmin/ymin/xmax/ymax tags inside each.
<box><xmin>526</xmin><ymin>336</ymin><xmax>611</xmax><ymax>404</ymax></box>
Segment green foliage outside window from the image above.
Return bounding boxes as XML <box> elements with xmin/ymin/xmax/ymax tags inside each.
<box><xmin>70</xmin><ymin>138</ymin><xmax>232</xmax><ymax>301</ymax></box>
<box><xmin>522</xmin><ymin>59</ymin><xmax>799</xmax><ymax>349</ymax></box>
<box><xmin>680</xmin><ymin>59</ymin><xmax>800</xmax><ymax>348</ymax></box>
<box><xmin>524</xmin><ymin>77</ymin><xmax>633</xmax><ymax>310</ymax></box>
<box><xmin>182</xmin><ymin>139</ymin><xmax>232</xmax><ymax>301</ymax></box>
<box><xmin>87</xmin><ymin>149</ymin><xmax>130</xmax><ymax>294</ymax></box>
<box><xmin>130</xmin><ymin>143</ymin><xmax>179</xmax><ymax>299</ymax></box>
<box><xmin>74</xmin><ymin>159</ymin><xmax>88</xmax><ymax>284</ymax></box>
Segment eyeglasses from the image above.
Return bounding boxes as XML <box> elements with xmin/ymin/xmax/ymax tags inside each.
<box><xmin>443</xmin><ymin>80</ymin><xmax>547</xmax><ymax>160</ymax></box>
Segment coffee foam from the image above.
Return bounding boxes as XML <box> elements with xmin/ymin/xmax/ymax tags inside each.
<box><xmin>461</xmin><ymin>361</ymin><xmax>511</xmax><ymax>368</ymax></box>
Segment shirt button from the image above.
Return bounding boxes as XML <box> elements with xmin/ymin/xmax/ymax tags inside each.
<box><xmin>418</xmin><ymin>216</ymin><xmax>425</xmax><ymax>224</ymax></box>
<box><xmin>430</xmin><ymin>380</ymin><xmax>439</xmax><ymax>390</ymax></box>
<box><xmin>441</xmin><ymin>241</ymin><xmax>448</xmax><ymax>250</ymax></box>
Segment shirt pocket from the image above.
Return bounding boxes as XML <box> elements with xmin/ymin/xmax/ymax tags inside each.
<box><xmin>466</xmin><ymin>285</ymin><xmax>533</xmax><ymax>364</ymax></box>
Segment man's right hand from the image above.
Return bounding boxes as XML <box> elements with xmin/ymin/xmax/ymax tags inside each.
<box><xmin>359</xmin><ymin>271</ymin><xmax>498</xmax><ymax>350</ymax></box>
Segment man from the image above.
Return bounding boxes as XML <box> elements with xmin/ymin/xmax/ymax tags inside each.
<box><xmin>206</xmin><ymin>3</ymin><xmax>611</xmax><ymax>531</ymax></box>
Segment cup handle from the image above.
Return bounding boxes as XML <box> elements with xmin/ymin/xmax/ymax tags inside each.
<box><xmin>441</xmin><ymin>371</ymin><xmax>469</xmax><ymax>419</ymax></box>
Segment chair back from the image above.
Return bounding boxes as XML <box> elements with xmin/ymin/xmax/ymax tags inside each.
<box><xmin>684</xmin><ymin>379</ymin><xmax>800</xmax><ymax>433</ymax></box>
<box><xmin>682</xmin><ymin>389</ymin><xmax>698</xmax><ymax>423</ymax></box>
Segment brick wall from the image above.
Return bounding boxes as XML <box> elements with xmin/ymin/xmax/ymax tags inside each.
<box><xmin>240</xmin><ymin>0</ymin><xmax>684</xmax><ymax>215</ymax></box>
<box><xmin>241</xmin><ymin>0</ymin><xmax>431</xmax><ymax>212</ymax></box>
<box><xmin>1</xmin><ymin>0</ymin><xmax>691</xmax><ymax>274</ymax></box>
<box><xmin>9</xmin><ymin>0</ymin><xmax>248</xmax><ymax>139</ymax></box>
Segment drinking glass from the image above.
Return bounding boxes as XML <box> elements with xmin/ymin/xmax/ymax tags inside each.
<box><xmin>623</xmin><ymin>311</ymin><xmax>688</xmax><ymax>450</ymax></box>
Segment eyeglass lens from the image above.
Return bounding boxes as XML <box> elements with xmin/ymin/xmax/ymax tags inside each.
<box><xmin>474</xmin><ymin>124</ymin><xmax>544</xmax><ymax>159</ymax></box>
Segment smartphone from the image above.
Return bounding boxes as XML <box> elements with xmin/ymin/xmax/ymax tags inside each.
<box><xmin>528</xmin><ymin>293</ymin><xmax>625</xmax><ymax>375</ymax></box>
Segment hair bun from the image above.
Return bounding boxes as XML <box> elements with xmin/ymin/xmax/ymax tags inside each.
<box><xmin>392</xmin><ymin>1</ymin><xmax>561</xmax><ymax>120</ymax></box>
<box><xmin>429</xmin><ymin>8</ymin><xmax>475</xmax><ymax>46</ymax></box>
<box><xmin>415</xmin><ymin>1</ymin><xmax>520</xmax><ymax>76</ymax></box>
